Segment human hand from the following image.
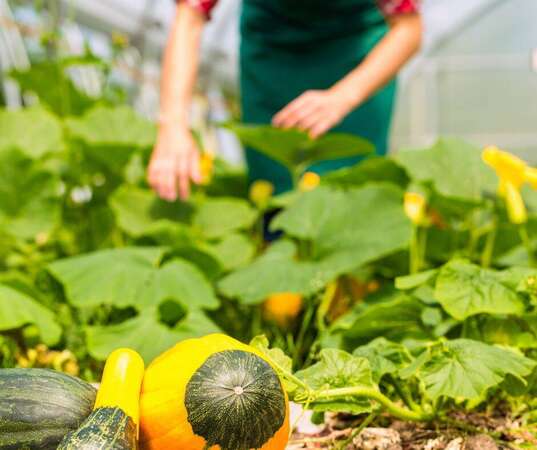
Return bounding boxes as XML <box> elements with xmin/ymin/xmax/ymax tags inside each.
<box><xmin>272</xmin><ymin>87</ymin><xmax>356</xmax><ymax>138</ymax></box>
<box><xmin>148</xmin><ymin>126</ymin><xmax>202</xmax><ymax>201</ymax></box>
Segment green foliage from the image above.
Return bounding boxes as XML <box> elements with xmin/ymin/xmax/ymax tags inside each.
<box><xmin>226</xmin><ymin>123</ymin><xmax>373</xmax><ymax>179</ymax></box>
<box><xmin>0</xmin><ymin>284</ymin><xmax>61</xmax><ymax>345</ymax></box>
<box><xmin>3</xmin><ymin>52</ymin><xmax>537</xmax><ymax>431</ymax></box>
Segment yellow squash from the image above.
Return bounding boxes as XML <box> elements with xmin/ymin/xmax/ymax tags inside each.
<box><xmin>140</xmin><ymin>334</ymin><xmax>289</xmax><ymax>450</ymax></box>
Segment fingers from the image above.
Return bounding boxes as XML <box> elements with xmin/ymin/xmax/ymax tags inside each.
<box><xmin>273</xmin><ymin>91</ymin><xmax>320</xmax><ymax>128</ymax></box>
<box><xmin>177</xmin><ymin>151</ymin><xmax>191</xmax><ymax>201</ymax></box>
<box><xmin>190</xmin><ymin>151</ymin><xmax>202</xmax><ymax>185</ymax></box>
<box><xmin>148</xmin><ymin>151</ymin><xmax>178</xmax><ymax>201</ymax></box>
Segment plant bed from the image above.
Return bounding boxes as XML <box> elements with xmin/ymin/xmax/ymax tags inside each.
<box><xmin>287</xmin><ymin>405</ymin><xmax>537</xmax><ymax>449</ymax></box>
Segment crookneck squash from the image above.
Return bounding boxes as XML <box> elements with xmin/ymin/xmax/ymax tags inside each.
<box><xmin>0</xmin><ymin>368</ymin><xmax>96</xmax><ymax>450</ymax></box>
<box><xmin>58</xmin><ymin>348</ymin><xmax>145</xmax><ymax>450</ymax></box>
<box><xmin>140</xmin><ymin>333</ymin><xmax>289</xmax><ymax>450</ymax></box>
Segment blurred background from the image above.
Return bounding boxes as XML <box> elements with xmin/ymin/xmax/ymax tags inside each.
<box><xmin>1</xmin><ymin>0</ymin><xmax>536</xmax><ymax>162</ymax></box>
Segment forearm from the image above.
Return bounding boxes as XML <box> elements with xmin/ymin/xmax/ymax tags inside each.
<box><xmin>332</xmin><ymin>13</ymin><xmax>423</xmax><ymax>107</ymax></box>
<box><xmin>159</xmin><ymin>3</ymin><xmax>205</xmax><ymax>127</ymax></box>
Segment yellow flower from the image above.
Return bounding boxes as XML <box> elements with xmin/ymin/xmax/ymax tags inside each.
<box><xmin>249</xmin><ymin>180</ymin><xmax>274</xmax><ymax>208</ymax></box>
<box><xmin>263</xmin><ymin>292</ymin><xmax>303</xmax><ymax>327</ymax></box>
<box><xmin>482</xmin><ymin>146</ymin><xmax>527</xmax><ymax>192</ymax></box>
<box><xmin>199</xmin><ymin>152</ymin><xmax>214</xmax><ymax>185</ymax></box>
<box><xmin>482</xmin><ymin>146</ymin><xmax>534</xmax><ymax>224</ymax></box>
<box><xmin>404</xmin><ymin>192</ymin><xmax>427</xmax><ymax>226</ymax></box>
<box><xmin>299</xmin><ymin>172</ymin><xmax>321</xmax><ymax>192</ymax></box>
<box><xmin>525</xmin><ymin>167</ymin><xmax>537</xmax><ymax>190</ymax></box>
<box><xmin>504</xmin><ymin>181</ymin><xmax>528</xmax><ymax>225</ymax></box>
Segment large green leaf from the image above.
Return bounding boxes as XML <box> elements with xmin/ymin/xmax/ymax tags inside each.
<box><xmin>0</xmin><ymin>284</ymin><xmax>61</xmax><ymax>345</ymax></box>
<box><xmin>9</xmin><ymin>61</ymin><xmax>95</xmax><ymax>116</ymax></box>
<box><xmin>402</xmin><ymin>339</ymin><xmax>536</xmax><ymax>401</ymax></box>
<box><xmin>135</xmin><ymin>259</ymin><xmax>219</xmax><ymax>310</ymax></box>
<box><xmin>86</xmin><ymin>309</ymin><xmax>220</xmax><ymax>363</ymax></box>
<box><xmin>323</xmin><ymin>157</ymin><xmax>409</xmax><ymax>189</ymax></box>
<box><xmin>353</xmin><ymin>338</ymin><xmax>413</xmax><ymax>383</ymax></box>
<box><xmin>206</xmin><ymin>233</ymin><xmax>256</xmax><ymax>271</ymax></box>
<box><xmin>218</xmin><ymin>240</ymin><xmax>337</xmax><ymax>304</ymax></box>
<box><xmin>48</xmin><ymin>248</ymin><xmax>218</xmax><ymax>311</ymax></box>
<box><xmin>0</xmin><ymin>149</ymin><xmax>61</xmax><ymax>239</ymax></box>
<box><xmin>397</xmin><ymin>138</ymin><xmax>497</xmax><ymax>202</ymax></box>
<box><xmin>0</xmin><ymin>107</ymin><xmax>65</xmax><ymax>158</ymax></box>
<box><xmin>109</xmin><ymin>184</ymin><xmax>194</xmax><ymax>239</ymax></box>
<box><xmin>333</xmin><ymin>292</ymin><xmax>426</xmax><ymax>344</ymax></box>
<box><xmin>434</xmin><ymin>259</ymin><xmax>525</xmax><ymax>320</ymax></box>
<box><xmin>295</xmin><ymin>349</ymin><xmax>374</xmax><ymax>414</ymax></box>
<box><xmin>193</xmin><ymin>198</ymin><xmax>258</xmax><ymax>239</ymax></box>
<box><xmin>66</xmin><ymin>105</ymin><xmax>156</xmax><ymax>172</ymax></box>
<box><xmin>272</xmin><ymin>185</ymin><xmax>411</xmax><ymax>273</ymax></box>
<box><xmin>226</xmin><ymin>123</ymin><xmax>373</xmax><ymax>173</ymax></box>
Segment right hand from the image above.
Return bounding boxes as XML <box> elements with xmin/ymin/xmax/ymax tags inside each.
<box><xmin>148</xmin><ymin>126</ymin><xmax>202</xmax><ymax>201</ymax></box>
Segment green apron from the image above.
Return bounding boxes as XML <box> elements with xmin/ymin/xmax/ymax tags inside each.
<box><xmin>239</xmin><ymin>0</ymin><xmax>397</xmax><ymax>193</ymax></box>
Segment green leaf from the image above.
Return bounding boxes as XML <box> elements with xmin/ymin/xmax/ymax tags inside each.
<box><xmin>434</xmin><ymin>259</ymin><xmax>525</xmax><ymax>320</ymax></box>
<box><xmin>395</xmin><ymin>269</ymin><xmax>438</xmax><ymax>290</ymax></box>
<box><xmin>218</xmin><ymin>240</ymin><xmax>335</xmax><ymax>304</ymax></box>
<box><xmin>226</xmin><ymin>123</ymin><xmax>373</xmax><ymax>173</ymax></box>
<box><xmin>109</xmin><ymin>184</ymin><xmax>194</xmax><ymax>238</ymax></box>
<box><xmin>0</xmin><ymin>149</ymin><xmax>61</xmax><ymax>239</ymax></box>
<box><xmin>0</xmin><ymin>284</ymin><xmax>61</xmax><ymax>345</ymax></box>
<box><xmin>409</xmin><ymin>339</ymin><xmax>536</xmax><ymax>401</ymax></box>
<box><xmin>193</xmin><ymin>198</ymin><xmax>258</xmax><ymax>239</ymax></box>
<box><xmin>296</xmin><ymin>349</ymin><xmax>374</xmax><ymax>414</ymax></box>
<box><xmin>66</xmin><ymin>105</ymin><xmax>156</xmax><ymax>172</ymax></box>
<box><xmin>206</xmin><ymin>233</ymin><xmax>256</xmax><ymax>271</ymax></box>
<box><xmin>0</xmin><ymin>107</ymin><xmax>65</xmax><ymax>158</ymax></box>
<box><xmin>86</xmin><ymin>309</ymin><xmax>220</xmax><ymax>363</ymax></box>
<box><xmin>353</xmin><ymin>338</ymin><xmax>413</xmax><ymax>383</ymax></box>
<box><xmin>479</xmin><ymin>316</ymin><xmax>537</xmax><ymax>349</ymax></box>
<box><xmin>323</xmin><ymin>157</ymin><xmax>409</xmax><ymax>189</ymax></box>
<box><xmin>333</xmin><ymin>292</ymin><xmax>426</xmax><ymax>344</ymax></box>
<box><xmin>136</xmin><ymin>259</ymin><xmax>219</xmax><ymax>310</ymax></box>
<box><xmin>66</xmin><ymin>105</ymin><xmax>156</xmax><ymax>148</ymax></box>
<box><xmin>48</xmin><ymin>248</ymin><xmax>219</xmax><ymax>311</ymax></box>
<box><xmin>250</xmin><ymin>335</ymin><xmax>293</xmax><ymax>373</ymax></box>
<box><xmin>397</xmin><ymin>138</ymin><xmax>497</xmax><ymax>202</ymax></box>
<box><xmin>9</xmin><ymin>61</ymin><xmax>95</xmax><ymax>116</ymax></box>
<box><xmin>272</xmin><ymin>185</ymin><xmax>411</xmax><ymax>273</ymax></box>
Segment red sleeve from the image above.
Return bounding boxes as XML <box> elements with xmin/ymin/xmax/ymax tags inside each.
<box><xmin>179</xmin><ymin>0</ymin><xmax>218</xmax><ymax>19</ymax></box>
<box><xmin>377</xmin><ymin>0</ymin><xmax>421</xmax><ymax>16</ymax></box>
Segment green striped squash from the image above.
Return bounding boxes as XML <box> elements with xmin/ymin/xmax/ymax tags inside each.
<box><xmin>0</xmin><ymin>368</ymin><xmax>96</xmax><ymax>450</ymax></box>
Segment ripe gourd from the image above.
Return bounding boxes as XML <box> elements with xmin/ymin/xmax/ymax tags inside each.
<box><xmin>263</xmin><ymin>292</ymin><xmax>303</xmax><ymax>326</ymax></box>
<box><xmin>0</xmin><ymin>368</ymin><xmax>96</xmax><ymax>449</ymax></box>
<box><xmin>58</xmin><ymin>348</ymin><xmax>144</xmax><ymax>450</ymax></box>
<box><xmin>140</xmin><ymin>333</ymin><xmax>289</xmax><ymax>450</ymax></box>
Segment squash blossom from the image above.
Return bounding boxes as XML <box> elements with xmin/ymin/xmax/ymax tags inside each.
<box><xmin>299</xmin><ymin>171</ymin><xmax>321</xmax><ymax>192</ymax></box>
<box><xmin>249</xmin><ymin>180</ymin><xmax>274</xmax><ymax>208</ymax></box>
<box><xmin>482</xmin><ymin>146</ymin><xmax>534</xmax><ymax>224</ymax></box>
<box><xmin>199</xmin><ymin>152</ymin><xmax>214</xmax><ymax>185</ymax></box>
<box><xmin>263</xmin><ymin>292</ymin><xmax>303</xmax><ymax>326</ymax></box>
<box><xmin>404</xmin><ymin>192</ymin><xmax>427</xmax><ymax>226</ymax></box>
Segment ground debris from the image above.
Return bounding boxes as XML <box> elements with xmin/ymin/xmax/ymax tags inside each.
<box><xmin>349</xmin><ymin>427</ymin><xmax>402</xmax><ymax>450</ymax></box>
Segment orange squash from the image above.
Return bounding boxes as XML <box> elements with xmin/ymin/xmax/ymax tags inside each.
<box><xmin>140</xmin><ymin>334</ymin><xmax>289</xmax><ymax>450</ymax></box>
<box><xmin>263</xmin><ymin>292</ymin><xmax>303</xmax><ymax>327</ymax></box>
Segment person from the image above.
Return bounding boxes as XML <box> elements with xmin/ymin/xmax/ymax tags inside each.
<box><xmin>149</xmin><ymin>0</ymin><xmax>423</xmax><ymax>200</ymax></box>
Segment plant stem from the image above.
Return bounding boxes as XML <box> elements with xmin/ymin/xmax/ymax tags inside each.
<box><xmin>481</xmin><ymin>222</ymin><xmax>497</xmax><ymax>268</ymax></box>
<box><xmin>336</xmin><ymin>410</ymin><xmax>379</xmax><ymax>450</ymax></box>
<box><xmin>316</xmin><ymin>387</ymin><xmax>434</xmax><ymax>422</ymax></box>
<box><xmin>409</xmin><ymin>225</ymin><xmax>421</xmax><ymax>274</ymax></box>
<box><xmin>519</xmin><ymin>224</ymin><xmax>536</xmax><ymax>267</ymax></box>
<box><xmin>293</xmin><ymin>301</ymin><xmax>315</xmax><ymax>367</ymax></box>
<box><xmin>389</xmin><ymin>377</ymin><xmax>421</xmax><ymax>413</ymax></box>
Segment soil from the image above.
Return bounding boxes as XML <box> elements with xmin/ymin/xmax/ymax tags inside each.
<box><xmin>286</xmin><ymin>408</ymin><xmax>537</xmax><ymax>450</ymax></box>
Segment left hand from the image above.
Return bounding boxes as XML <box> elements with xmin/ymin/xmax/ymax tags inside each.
<box><xmin>272</xmin><ymin>88</ymin><xmax>355</xmax><ymax>138</ymax></box>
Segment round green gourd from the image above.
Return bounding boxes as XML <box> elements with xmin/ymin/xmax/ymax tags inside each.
<box><xmin>0</xmin><ymin>368</ymin><xmax>96</xmax><ymax>449</ymax></box>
